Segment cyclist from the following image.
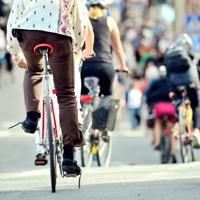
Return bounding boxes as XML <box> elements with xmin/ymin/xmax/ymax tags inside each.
<box><xmin>164</xmin><ymin>33</ymin><xmax>200</xmax><ymax>148</ymax></box>
<box><xmin>81</xmin><ymin>0</ymin><xmax>128</xmax><ymax>97</ymax></box>
<box><xmin>7</xmin><ymin>0</ymin><xmax>93</xmax><ymax>175</ymax></box>
<box><xmin>145</xmin><ymin>66</ymin><xmax>176</xmax><ymax>157</ymax></box>
<box><xmin>80</xmin><ymin>0</ymin><xmax>128</xmax><ymax>134</ymax></box>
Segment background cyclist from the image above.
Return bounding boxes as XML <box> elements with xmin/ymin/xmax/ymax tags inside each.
<box><xmin>145</xmin><ymin>66</ymin><xmax>176</xmax><ymax>155</ymax></box>
<box><xmin>81</xmin><ymin>0</ymin><xmax>128</xmax><ymax>98</ymax></box>
<box><xmin>164</xmin><ymin>33</ymin><xmax>200</xmax><ymax>148</ymax></box>
<box><xmin>80</xmin><ymin>0</ymin><xmax>128</xmax><ymax>133</ymax></box>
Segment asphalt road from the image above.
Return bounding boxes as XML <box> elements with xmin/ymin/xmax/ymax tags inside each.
<box><xmin>1</xmin><ymin>68</ymin><xmax>200</xmax><ymax>199</ymax></box>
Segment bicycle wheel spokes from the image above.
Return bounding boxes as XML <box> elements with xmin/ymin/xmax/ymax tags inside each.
<box><xmin>96</xmin><ymin>132</ymin><xmax>112</xmax><ymax>167</ymax></box>
<box><xmin>55</xmin><ymin>138</ymin><xmax>63</xmax><ymax>176</ymax></box>
<box><xmin>81</xmin><ymin>144</ymin><xmax>93</xmax><ymax>167</ymax></box>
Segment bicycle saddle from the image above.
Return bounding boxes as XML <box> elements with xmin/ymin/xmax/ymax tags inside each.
<box><xmin>84</xmin><ymin>76</ymin><xmax>99</xmax><ymax>90</ymax></box>
<box><xmin>33</xmin><ymin>43</ymin><xmax>54</xmax><ymax>55</ymax></box>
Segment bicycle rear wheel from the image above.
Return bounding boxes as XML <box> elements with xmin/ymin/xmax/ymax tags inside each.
<box><xmin>46</xmin><ymin>95</ymin><xmax>57</xmax><ymax>193</ymax></box>
<box><xmin>96</xmin><ymin>131</ymin><xmax>112</xmax><ymax>167</ymax></box>
<box><xmin>160</xmin><ymin>135</ymin><xmax>171</xmax><ymax>164</ymax></box>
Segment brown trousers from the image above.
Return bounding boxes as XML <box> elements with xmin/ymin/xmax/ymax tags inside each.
<box><xmin>17</xmin><ymin>30</ymin><xmax>84</xmax><ymax>146</ymax></box>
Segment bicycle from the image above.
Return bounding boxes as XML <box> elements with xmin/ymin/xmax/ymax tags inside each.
<box><xmin>173</xmin><ymin>85</ymin><xmax>195</xmax><ymax>163</ymax></box>
<box><xmin>79</xmin><ymin>69</ymin><xmax>128</xmax><ymax>167</ymax></box>
<box><xmin>154</xmin><ymin>102</ymin><xmax>177</xmax><ymax>164</ymax></box>
<box><xmin>33</xmin><ymin>43</ymin><xmax>81</xmax><ymax>192</ymax></box>
<box><xmin>79</xmin><ymin>77</ymin><xmax>113</xmax><ymax>167</ymax></box>
<box><xmin>80</xmin><ymin>75</ymin><xmax>121</xmax><ymax>167</ymax></box>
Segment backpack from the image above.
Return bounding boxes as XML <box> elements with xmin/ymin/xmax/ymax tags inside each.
<box><xmin>164</xmin><ymin>47</ymin><xmax>191</xmax><ymax>73</ymax></box>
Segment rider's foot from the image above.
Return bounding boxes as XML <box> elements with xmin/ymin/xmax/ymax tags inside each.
<box><xmin>62</xmin><ymin>144</ymin><xmax>81</xmax><ymax>175</ymax></box>
<box><xmin>21</xmin><ymin>112</ymin><xmax>40</xmax><ymax>134</ymax></box>
<box><xmin>62</xmin><ymin>159</ymin><xmax>81</xmax><ymax>175</ymax></box>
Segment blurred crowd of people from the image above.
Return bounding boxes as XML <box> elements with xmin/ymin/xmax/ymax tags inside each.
<box><xmin>116</xmin><ymin>2</ymin><xmax>174</xmax><ymax>129</ymax></box>
<box><xmin>0</xmin><ymin>0</ymin><xmax>14</xmax><ymax>88</ymax></box>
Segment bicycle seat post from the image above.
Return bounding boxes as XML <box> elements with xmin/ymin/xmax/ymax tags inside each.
<box><xmin>34</xmin><ymin>43</ymin><xmax>54</xmax><ymax>76</ymax></box>
<box><xmin>39</xmin><ymin>49</ymin><xmax>49</xmax><ymax>76</ymax></box>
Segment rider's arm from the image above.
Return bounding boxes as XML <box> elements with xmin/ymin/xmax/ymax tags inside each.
<box><xmin>6</xmin><ymin>0</ymin><xmax>27</xmax><ymax>68</ymax></box>
<box><xmin>82</xmin><ymin>19</ymin><xmax>94</xmax><ymax>60</ymax></box>
<box><xmin>107</xmin><ymin>17</ymin><xmax>128</xmax><ymax>71</ymax></box>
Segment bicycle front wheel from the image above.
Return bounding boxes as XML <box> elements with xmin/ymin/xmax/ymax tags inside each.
<box><xmin>178</xmin><ymin>107</ymin><xmax>194</xmax><ymax>163</ymax></box>
<box><xmin>46</xmin><ymin>96</ymin><xmax>57</xmax><ymax>193</ymax></box>
<box><xmin>96</xmin><ymin>131</ymin><xmax>112</xmax><ymax>167</ymax></box>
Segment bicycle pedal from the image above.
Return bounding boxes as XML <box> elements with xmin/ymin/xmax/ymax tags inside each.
<box><xmin>63</xmin><ymin>172</ymin><xmax>77</xmax><ymax>178</ymax></box>
<box><xmin>35</xmin><ymin>154</ymin><xmax>48</xmax><ymax>166</ymax></box>
<box><xmin>35</xmin><ymin>158</ymin><xmax>48</xmax><ymax>166</ymax></box>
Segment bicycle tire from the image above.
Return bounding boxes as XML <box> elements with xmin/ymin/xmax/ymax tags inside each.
<box><xmin>190</xmin><ymin>143</ymin><xmax>195</xmax><ymax>161</ymax></box>
<box><xmin>96</xmin><ymin>132</ymin><xmax>112</xmax><ymax>167</ymax></box>
<box><xmin>80</xmin><ymin>104</ymin><xmax>93</xmax><ymax>167</ymax></box>
<box><xmin>178</xmin><ymin>106</ymin><xmax>190</xmax><ymax>163</ymax></box>
<box><xmin>46</xmin><ymin>94</ymin><xmax>57</xmax><ymax>193</ymax></box>
<box><xmin>160</xmin><ymin>135</ymin><xmax>171</xmax><ymax>164</ymax></box>
<box><xmin>179</xmin><ymin>109</ymin><xmax>187</xmax><ymax>163</ymax></box>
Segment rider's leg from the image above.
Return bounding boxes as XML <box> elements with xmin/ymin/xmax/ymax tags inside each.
<box><xmin>153</xmin><ymin>118</ymin><xmax>162</xmax><ymax>150</ymax></box>
<box><xmin>16</xmin><ymin>30</ymin><xmax>44</xmax><ymax>133</ymax></box>
<box><xmin>46</xmin><ymin>33</ymin><xmax>83</xmax><ymax>174</ymax></box>
<box><xmin>129</xmin><ymin>108</ymin><xmax>138</xmax><ymax>129</ymax></box>
<box><xmin>170</xmin><ymin>133</ymin><xmax>177</xmax><ymax>154</ymax></box>
<box><xmin>46</xmin><ymin>34</ymin><xmax>84</xmax><ymax>148</ymax></box>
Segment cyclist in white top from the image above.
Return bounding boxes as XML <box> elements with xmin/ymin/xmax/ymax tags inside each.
<box><xmin>7</xmin><ymin>0</ymin><xmax>94</xmax><ymax>175</ymax></box>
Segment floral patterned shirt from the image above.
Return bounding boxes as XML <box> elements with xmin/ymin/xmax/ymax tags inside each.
<box><xmin>7</xmin><ymin>0</ymin><xmax>88</xmax><ymax>58</ymax></box>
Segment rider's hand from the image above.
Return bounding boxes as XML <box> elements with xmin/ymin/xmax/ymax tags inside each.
<box><xmin>82</xmin><ymin>49</ymin><xmax>95</xmax><ymax>61</ymax></box>
<box><xmin>169</xmin><ymin>91</ymin><xmax>175</xmax><ymax>99</ymax></box>
<box><xmin>13</xmin><ymin>52</ymin><xmax>27</xmax><ymax>69</ymax></box>
<box><xmin>117</xmin><ymin>65</ymin><xmax>129</xmax><ymax>74</ymax></box>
